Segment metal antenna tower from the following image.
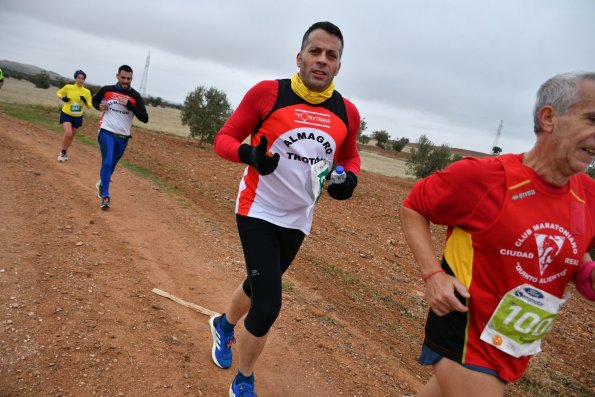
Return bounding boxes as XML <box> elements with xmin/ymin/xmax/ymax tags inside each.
<box><xmin>492</xmin><ymin>120</ymin><xmax>503</xmax><ymax>151</ymax></box>
<box><xmin>139</xmin><ymin>50</ymin><xmax>150</xmax><ymax>97</ymax></box>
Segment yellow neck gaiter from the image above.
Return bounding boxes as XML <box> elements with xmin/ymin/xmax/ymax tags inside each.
<box><xmin>290</xmin><ymin>73</ymin><xmax>334</xmax><ymax>105</ymax></box>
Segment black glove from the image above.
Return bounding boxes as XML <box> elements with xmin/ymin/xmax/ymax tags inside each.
<box><xmin>61</xmin><ymin>96</ymin><xmax>69</xmax><ymax>102</ymax></box>
<box><xmin>328</xmin><ymin>171</ymin><xmax>358</xmax><ymax>200</ymax></box>
<box><xmin>238</xmin><ymin>136</ymin><xmax>280</xmax><ymax>176</ymax></box>
<box><xmin>80</xmin><ymin>96</ymin><xmax>87</xmax><ymax>104</ymax></box>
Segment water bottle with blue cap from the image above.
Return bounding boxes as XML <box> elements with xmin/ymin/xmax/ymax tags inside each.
<box><xmin>330</xmin><ymin>165</ymin><xmax>347</xmax><ymax>185</ymax></box>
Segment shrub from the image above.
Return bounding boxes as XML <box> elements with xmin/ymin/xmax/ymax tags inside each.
<box><xmin>372</xmin><ymin>130</ymin><xmax>390</xmax><ymax>148</ymax></box>
<box><xmin>30</xmin><ymin>71</ymin><xmax>50</xmax><ymax>89</ymax></box>
<box><xmin>391</xmin><ymin>137</ymin><xmax>409</xmax><ymax>152</ymax></box>
<box><xmin>406</xmin><ymin>134</ymin><xmax>453</xmax><ymax>179</ymax></box>
<box><xmin>180</xmin><ymin>86</ymin><xmax>233</xmax><ymax>144</ymax></box>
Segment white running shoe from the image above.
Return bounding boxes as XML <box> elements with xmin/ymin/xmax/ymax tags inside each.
<box><xmin>96</xmin><ymin>180</ymin><xmax>103</xmax><ymax>198</ymax></box>
<box><xmin>57</xmin><ymin>153</ymin><xmax>68</xmax><ymax>162</ymax></box>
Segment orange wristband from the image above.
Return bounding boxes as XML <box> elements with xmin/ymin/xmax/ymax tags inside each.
<box><xmin>422</xmin><ymin>269</ymin><xmax>445</xmax><ymax>282</ymax></box>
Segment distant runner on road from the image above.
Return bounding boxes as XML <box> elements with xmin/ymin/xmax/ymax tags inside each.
<box><xmin>56</xmin><ymin>70</ymin><xmax>92</xmax><ymax>162</ymax></box>
<box><xmin>92</xmin><ymin>65</ymin><xmax>148</xmax><ymax>209</ymax></box>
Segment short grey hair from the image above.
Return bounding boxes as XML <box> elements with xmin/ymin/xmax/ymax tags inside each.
<box><xmin>533</xmin><ymin>72</ymin><xmax>595</xmax><ymax>133</ymax></box>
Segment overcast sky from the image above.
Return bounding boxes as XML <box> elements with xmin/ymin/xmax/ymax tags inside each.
<box><xmin>1</xmin><ymin>0</ymin><xmax>594</xmax><ymax>153</ymax></box>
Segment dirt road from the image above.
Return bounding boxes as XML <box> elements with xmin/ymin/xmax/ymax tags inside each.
<box><xmin>0</xmin><ymin>110</ymin><xmax>593</xmax><ymax>397</ymax></box>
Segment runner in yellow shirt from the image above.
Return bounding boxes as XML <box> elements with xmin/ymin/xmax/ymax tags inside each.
<box><xmin>0</xmin><ymin>68</ymin><xmax>4</xmax><ymax>90</ymax></box>
<box><xmin>56</xmin><ymin>70</ymin><xmax>92</xmax><ymax>162</ymax></box>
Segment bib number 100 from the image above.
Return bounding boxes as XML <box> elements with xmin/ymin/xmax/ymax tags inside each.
<box><xmin>501</xmin><ymin>304</ymin><xmax>554</xmax><ymax>337</ymax></box>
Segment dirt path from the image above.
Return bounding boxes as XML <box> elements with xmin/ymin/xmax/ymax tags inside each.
<box><xmin>0</xmin><ymin>113</ymin><xmax>345</xmax><ymax>397</ymax></box>
<box><xmin>0</xmin><ymin>110</ymin><xmax>593</xmax><ymax>397</ymax></box>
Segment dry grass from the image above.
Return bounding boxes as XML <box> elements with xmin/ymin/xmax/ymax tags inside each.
<box><xmin>519</xmin><ymin>353</ymin><xmax>593</xmax><ymax>397</ymax></box>
<box><xmin>134</xmin><ymin>105</ymin><xmax>190</xmax><ymax>136</ymax></box>
<box><xmin>359</xmin><ymin>149</ymin><xmax>411</xmax><ymax>178</ymax></box>
<box><xmin>0</xmin><ymin>77</ymin><xmax>409</xmax><ymax>178</ymax></box>
<box><xmin>0</xmin><ymin>77</ymin><xmax>61</xmax><ymax>107</ymax></box>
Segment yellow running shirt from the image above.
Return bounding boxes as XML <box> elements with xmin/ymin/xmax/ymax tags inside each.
<box><xmin>56</xmin><ymin>84</ymin><xmax>92</xmax><ymax>117</ymax></box>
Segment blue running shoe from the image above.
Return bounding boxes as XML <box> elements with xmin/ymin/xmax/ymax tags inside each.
<box><xmin>229</xmin><ymin>379</ymin><xmax>257</xmax><ymax>397</ymax></box>
<box><xmin>209</xmin><ymin>315</ymin><xmax>235</xmax><ymax>369</ymax></box>
<box><xmin>100</xmin><ymin>196</ymin><xmax>110</xmax><ymax>209</ymax></box>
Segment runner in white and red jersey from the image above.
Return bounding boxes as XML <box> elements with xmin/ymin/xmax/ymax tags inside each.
<box><xmin>401</xmin><ymin>72</ymin><xmax>595</xmax><ymax>397</ymax></box>
<box><xmin>208</xmin><ymin>22</ymin><xmax>361</xmax><ymax>397</ymax></box>
<box><xmin>91</xmin><ymin>65</ymin><xmax>148</xmax><ymax>209</ymax></box>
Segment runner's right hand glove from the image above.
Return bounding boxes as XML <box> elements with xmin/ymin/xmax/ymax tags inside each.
<box><xmin>238</xmin><ymin>136</ymin><xmax>280</xmax><ymax>176</ymax></box>
<box><xmin>62</xmin><ymin>96</ymin><xmax>69</xmax><ymax>102</ymax></box>
<box><xmin>328</xmin><ymin>171</ymin><xmax>358</xmax><ymax>200</ymax></box>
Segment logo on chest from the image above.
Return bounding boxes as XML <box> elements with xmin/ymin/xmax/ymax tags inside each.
<box><xmin>504</xmin><ymin>222</ymin><xmax>578</xmax><ymax>284</ymax></box>
<box><xmin>294</xmin><ymin>109</ymin><xmax>331</xmax><ymax>129</ymax></box>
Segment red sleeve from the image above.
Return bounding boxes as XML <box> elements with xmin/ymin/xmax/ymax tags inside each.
<box><xmin>335</xmin><ymin>98</ymin><xmax>361</xmax><ymax>174</ymax></box>
<box><xmin>403</xmin><ymin>156</ymin><xmax>506</xmax><ymax>231</ymax></box>
<box><xmin>213</xmin><ymin>80</ymin><xmax>278</xmax><ymax>162</ymax></box>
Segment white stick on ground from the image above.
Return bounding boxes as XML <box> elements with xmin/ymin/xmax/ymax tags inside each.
<box><xmin>151</xmin><ymin>288</ymin><xmax>220</xmax><ymax>317</ymax></box>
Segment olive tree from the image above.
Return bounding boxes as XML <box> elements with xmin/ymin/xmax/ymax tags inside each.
<box><xmin>181</xmin><ymin>86</ymin><xmax>233</xmax><ymax>144</ymax></box>
<box><xmin>372</xmin><ymin>130</ymin><xmax>390</xmax><ymax>148</ymax></box>
<box><xmin>406</xmin><ymin>134</ymin><xmax>453</xmax><ymax>179</ymax></box>
<box><xmin>391</xmin><ymin>137</ymin><xmax>409</xmax><ymax>152</ymax></box>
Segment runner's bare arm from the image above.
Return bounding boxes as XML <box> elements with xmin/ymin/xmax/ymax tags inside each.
<box><xmin>400</xmin><ymin>205</ymin><xmax>470</xmax><ymax>315</ymax></box>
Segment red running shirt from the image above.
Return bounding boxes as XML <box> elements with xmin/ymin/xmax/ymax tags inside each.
<box><xmin>404</xmin><ymin>153</ymin><xmax>595</xmax><ymax>381</ymax></box>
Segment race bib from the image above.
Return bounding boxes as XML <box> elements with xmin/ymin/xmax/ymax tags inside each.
<box><xmin>480</xmin><ymin>284</ymin><xmax>568</xmax><ymax>357</ymax></box>
<box><xmin>70</xmin><ymin>103</ymin><xmax>82</xmax><ymax>114</ymax></box>
<box><xmin>310</xmin><ymin>160</ymin><xmax>331</xmax><ymax>204</ymax></box>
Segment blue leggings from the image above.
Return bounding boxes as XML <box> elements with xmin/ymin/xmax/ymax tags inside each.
<box><xmin>236</xmin><ymin>215</ymin><xmax>305</xmax><ymax>337</ymax></box>
<box><xmin>98</xmin><ymin>129</ymin><xmax>129</xmax><ymax>198</ymax></box>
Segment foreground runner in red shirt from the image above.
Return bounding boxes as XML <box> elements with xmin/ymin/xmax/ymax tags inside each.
<box><xmin>210</xmin><ymin>21</ymin><xmax>361</xmax><ymax>397</ymax></box>
<box><xmin>402</xmin><ymin>72</ymin><xmax>595</xmax><ymax>397</ymax></box>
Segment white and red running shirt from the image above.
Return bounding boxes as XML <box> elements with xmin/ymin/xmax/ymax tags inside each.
<box><xmin>214</xmin><ymin>79</ymin><xmax>361</xmax><ymax>234</ymax></box>
<box><xmin>92</xmin><ymin>84</ymin><xmax>148</xmax><ymax>136</ymax></box>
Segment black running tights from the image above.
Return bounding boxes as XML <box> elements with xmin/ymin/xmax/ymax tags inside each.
<box><xmin>236</xmin><ymin>215</ymin><xmax>305</xmax><ymax>337</ymax></box>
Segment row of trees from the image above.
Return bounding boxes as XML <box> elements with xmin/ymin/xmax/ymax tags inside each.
<box><xmin>358</xmin><ymin>118</ymin><xmax>410</xmax><ymax>152</ymax></box>
<box><xmin>356</xmin><ymin>117</ymin><xmax>466</xmax><ymax>178</ymax></box>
